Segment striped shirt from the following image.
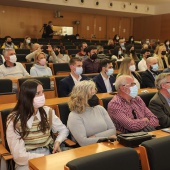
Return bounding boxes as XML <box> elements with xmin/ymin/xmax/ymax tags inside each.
<box><xmin>108</xmin><ymin>94</ymin><xmax>159</xmax><ymax>133</ymax></box>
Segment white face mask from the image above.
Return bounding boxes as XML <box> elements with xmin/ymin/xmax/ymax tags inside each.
<box><xmin>9</xmin><ymin>55</ymin><xmax>17</xmax><ymax>63</ymax></box>
<box><xmin>33</xmin><ymin>94</ymin><xmax>45</xmax><ymax>109</ymax></box>
<box><xmin>129</xmin><ymin>65</ymin><xmax>136</xmax><ymax>72</ymax></box>
<box><xmin>26</xmin><ymin>39</ymin><xmax>31</xmax><ymax>44</ymax></box>
<box><xmin>118</xmin><ymin>51</ymin><xmax>122</xmax><ymax>55</ymax></box>
<box><xmin>74</xmin><ymin>67</ymin><xmax>83</xmax><ymax>75</ymax></box>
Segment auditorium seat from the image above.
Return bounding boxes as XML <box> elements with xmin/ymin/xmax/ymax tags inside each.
<box><xmin>53</xmin><ymin>63</ymin><xmax>71</xmax><ymax>75</ymax></box>
<box><xmin>0</xmin><ymin>79</ymin><xmax>17</xmax><ymax>104</ymax></box>
<box><xmin>140</xmin><ymin>136</ymin><xmax>170</xmax><ymax>170</ymax></box>
<box><xmin>138</xmin><ymin>92</ymin><xmax>156</xmax><ymax>107</ymax></box>
<box><xmin>54</xmin><ymin>76</ymin><xmax>67</xmax><ymax>97</ymax></box>
<box><xmin>65</xmin><ymin>148</ymin><xmax>140</xmax><ymax>170</ymax></box>
<box><xmin>18</xmin><ymin>77</ymin><xmax>55</xmax><ymax>98</ymax></box>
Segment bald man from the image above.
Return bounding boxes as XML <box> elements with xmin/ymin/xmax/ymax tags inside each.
<box><xmin>141</xmin><ymin>57</ymin><xmax>160</xmax><ymax>88</ymax></box>
<box><xmin>108</xmin><ymin>75</ymin><xmax>159</xmax><ymax>133</ymax></box>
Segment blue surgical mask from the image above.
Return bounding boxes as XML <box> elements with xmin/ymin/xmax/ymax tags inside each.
<box><xmin>106</xmin><ymin>68</ymin><xmax>114</xmax><ymax>76</ymax></box>
<box><xmin>151</xmin><ymin>64</ymin><xmax>159</xmax><ymax>71</ymax></box>
<box><xmin>129</xmin><ymin>85</ymin><xmax>138</xmax><ymax>98</ymax></box>
<box><xmin>74</xmin><ymin>67</ymin><xmax>83</xmax><ymax>75</ymax></box>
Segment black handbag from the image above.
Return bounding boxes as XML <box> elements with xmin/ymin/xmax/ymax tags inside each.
<box><xmin>117</xmin><ymin>132</ymin><xmax>153</xmax><ymax>147</ymax></box>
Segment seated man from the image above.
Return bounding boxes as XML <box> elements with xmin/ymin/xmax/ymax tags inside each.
<box><xmin>0</xmin><ymin>54</ymin><xmax>5</xmax><ymax>65</ymax></box>
<box><xmin>108</xmin><ymin>75</ymin><xmax>159</xmax><ymax>133</ymax></box>
<box><xmin>141</xmin><ymin>57</ymin><xmax>159</xmax><ymax>88</ymax></box>
<box><xmin>149</xmin><ymin>73</ymin><xmax>170</xmax><ymax>128</ymax></box>
<box><xmin>0</xmin><ymin>48</ymin><xmax>29</xmax><ymax>78</ymax></box>
<box><xmin>75</xmin><ymin>42</ymin><xmax>88</xmax><ymax>60</ymax></box>
<box><xmin>93</xmin><ymin>59</ymin><xmax>116</xmax><ymax>93</ymax></box>
<box><xmin>58</xmin><ymin>57</ymin><xmax>89</xmax><ymax>97</ymax></box>
<box><xmin>83</xmin><ymin>45</ymin><xmax>100</xmax><ymax>74</ymax></box>
<box><xmin>1</xmin><ymin>36</ymin><xmax>18</xmax><ymax>49</ymax></box>
<box><xmin>138</xmin><ymin>49</ymin><xmax>151</xmax><ymax>71</ymax></box>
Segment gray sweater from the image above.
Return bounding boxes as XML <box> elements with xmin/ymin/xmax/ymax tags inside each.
<box><xmin>67</xmin><ymin>105</ymin><xmax>116</xmax><ymax>146</ymax></box>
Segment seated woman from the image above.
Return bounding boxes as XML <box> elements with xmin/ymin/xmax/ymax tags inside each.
<box><xmin>49</xmin><ymin>46</ymin><xmax>70</xmax><ymax>63</ymax></box>
<box><xmin>111</xmin><ymin>46</ymin><xmax>124</xmax><ymax>61</ymax></box>
<box><xmin>6</xmin><ymin>79</ymin><xmax>69</xmax><ymax>170</ymax></box>
<box><xmin>30</xmin><ymin>51</ymin><xmax>52</xmax><ymax>77</ymax></box>
<box><xmin>127</xmin><ymin>35</ymin><xmax>134</xmax><ymax>44</ymax></box>
<box><xmin>124</xmin><ymin>44</ymin><xmax>139</xmax><ymax>61</ymax></box>
<box><xmin>67</xmin><ymin>80</ymin><xmax>116</xmax><ymax>146</ymax></box>
<box><xmin>107</xmin><ymin>39</ymin><xmax>115</xmax><ymax>50</ymax></box>
<box><xmin>20</xmin><ymin>36</ymin><xmax>33</xmax><ymax>51</ymax></box>
<box><xmin>155</xmin><ymin>44</ymin><xmax>168</xmax><ymax>70</ymax></box>
<box><xmin>117</xmin><ymin>57</ymin><xmax>142</xmax><ymax>89</ymax></box>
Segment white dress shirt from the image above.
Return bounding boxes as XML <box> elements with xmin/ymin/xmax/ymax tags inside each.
<box><xmin>101</xmin><ymin>73</ymin><xmax>112</xmax><ymax>93</ymax></box>
<box><xmin>138</xmin><ymin>58</ymin><xmax>147</xmax><ymax>71</ymax></box>
<box><xmin>6</xmin><ymin>106</ymin><xmax>69</xmax><ymax>166</ymax></box>
<box><xmin>71</xmin><ymin>73</ymin><xmax>82</xmax><ymax>85</ymax></box>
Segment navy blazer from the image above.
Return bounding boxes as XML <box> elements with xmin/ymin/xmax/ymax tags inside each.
<box><xmin>93</xmin><ymin>74</ymin><xmax>116</xmax><ymax>93</ymax></box>
<box><xmin>141</xmin><ymin>70</ymin><xmax>158</xmax><ymax>88</ymax></box>
<box><xmin>58</xmin><ymin>75</ymin><xmax>88</xmax><ymax>97</ymax></box>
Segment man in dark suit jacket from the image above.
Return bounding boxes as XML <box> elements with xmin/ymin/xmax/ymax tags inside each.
<box><xmin>149</xmin><ymin>72</ymin><xmax>170</xmax><ymax>128</ymax></box>
<box><xmin>59</xmin><ymin>57</ymin><xmax>88</xmax><ymax>97</ymax></box>
<box><xmin>141</xmin><ymin>57</ymin><xmax>159</xmax><ymax>88</ymax></box>
<box><xmin>46</xmin><ymin>21</ymin><xmax>54</xmax><ymax>39</ymax></box>
<box><xmin>93</xmin><ymin>59</ymin><xmax>116</xmax><ymax>93</ymax></box>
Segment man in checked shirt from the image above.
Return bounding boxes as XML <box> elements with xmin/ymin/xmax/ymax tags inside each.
<box><xmin>108</xmin><ymin>75</ymin><xmax>159</xmax><ymax>133</ymax></box>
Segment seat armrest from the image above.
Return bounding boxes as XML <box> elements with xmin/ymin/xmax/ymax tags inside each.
<box><xmin>0</xmin><ymin>144</ymin><xmax>13</xmax><ymax>160</ymax></box>
<box><xmin>64</xmin><ymin>139</ymin><xmax>76</xmax><ymax>146</ymax></box>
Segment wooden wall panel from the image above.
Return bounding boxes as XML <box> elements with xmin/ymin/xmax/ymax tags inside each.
<box><xmin>106</xmin><ymin>16</ymin><xmax>120</xmax><ymax>39</ymax></box>
<box><xmin>160</xmin><ymin>14</ymin><xmax>170</xmax><ymax>40</ymax></box>
<box><xmin>133</xmin><ymin>15</ymin><xmax>161</xmax><ymax>41</ymax></box>
<box><xmin>95</xmin><ymin>15</ymin><xmax>107</xmax><ymax>39</ymax></box>
<box><xmin>81</xmin><ymin>14</ymin><xmax>95</xmax><ymax>39</ymax></box>
<box><xmin>0</xmin><ymin>5</ymin><xmax>133</xmax><ymax>40</ymax></box>
<box><xmin>119</xmin><ymin>18</ymin><xmax>131</xmax><ymax>39</ymax></box>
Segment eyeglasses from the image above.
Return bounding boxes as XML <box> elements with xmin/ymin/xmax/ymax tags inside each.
<box><xmin>122</xmin><ymin>82</ymin><xmax>136</xmax><ymax>87</ymax></box>
<box><xmin>165</xmin><ymin>82</ymin><xmax>170</xmax><ymax>84</ymax></box>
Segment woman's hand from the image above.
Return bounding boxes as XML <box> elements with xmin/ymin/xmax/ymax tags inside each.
<box><xmin>52</xmin><ymin>141</ymin><xmax>61</xmax><ymax>153</ymax></box>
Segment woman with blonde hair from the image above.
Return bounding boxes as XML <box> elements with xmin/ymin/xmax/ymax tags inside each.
<box><xmin>67</xmin><ymin>80</ymin><xmax>116</xmax><ymax>146</ymax></box>
<box><xmin>117</xmin><ymin>57</ymin><xmax>142</xmax><ymax>89</ymax></box>
<box><xmin>30</xmin><ymin>51</ymin><xmax>52</xmax><ymax>77</ymax></box>
<box><xmin>155</xmin><ymin>44</ymin><xmax>168</xmax><ymax>70</ymax></box>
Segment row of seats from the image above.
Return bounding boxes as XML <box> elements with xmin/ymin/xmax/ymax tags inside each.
<box><xmin>1</xmin><ymin>92</ymin><xmax>169</xmax><ymax>170</ymax></box>
<box><xmin>65</xmin><ymin>135</ymin><xmax>170</xmax><ymax>170</ymax></box>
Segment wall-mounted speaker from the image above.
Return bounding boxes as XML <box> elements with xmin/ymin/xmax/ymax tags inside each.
<box><xmin>96</xmin><ymin>1</ymin><xmax>99</xmax><ymax>5</ymax></box>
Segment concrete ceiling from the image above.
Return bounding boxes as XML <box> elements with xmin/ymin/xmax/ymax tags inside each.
<box><xmin>0</xmin><ymin>0</ymin><xmax>170</xmax><ymax>17</ymax></box>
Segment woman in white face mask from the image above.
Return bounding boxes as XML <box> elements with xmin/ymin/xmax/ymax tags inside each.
<box><xmin>6</xmin><ymin>79</ymin><xmax>69</xmax><ymax>170</ymax></box>
<box><xmin>117</xmin><ymin>57</ymin><xmax>142</xmax><ymax>89</ymax></box>
<box><xmin>20</xmin><ymin>36</ymin><xmax>33</xmax><ymax>51</ymax></box>
<box><xmin>30</xmin><ymin>52</ymin><xmax>52</xmax><ymax>77</ymax></box>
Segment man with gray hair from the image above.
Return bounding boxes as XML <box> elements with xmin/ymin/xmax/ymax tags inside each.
<box><xmin>141</xmin><ymin>57</ymin><xmax>159</xmax><ymax>88</ymax></box>
<box><xmin>108</xmin><ymin>75</ymin><xmax>159</xmax><ymax>133</ymax></box>
<box><xmin>0</xmin><ymin>48</ymin><xmax>29</xmax><ymax>78</ymax></box>
<box><xmin>149</xmin><ymin>73</ymin><xmax>170</xmax><ymax>128</ymax></box>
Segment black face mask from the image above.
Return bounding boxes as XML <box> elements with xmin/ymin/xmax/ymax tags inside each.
<box><xmin>88</xmin><ymin>95</ymin><xmax>99</xmax><ymax>107</ymax></box>
<box><xmin>90</xmin><ymin>53</ymin><xmax>97</xmax><ymax>60</ymax></box>
<box><xmin>146</xmin><ymin>54</ymin><xmax>151</xmax><ymax>58</ymax></box>
<box><xmin>7</xmin><ymin>41</ymin><xmax>12</xmax><ymax>45</ymax></box>
<box><xmin>98</xmin><ymin>51</ymin><xmax>104</xmax><ymax>54</ymax></box>
<box><xmin>161</xmin><ymin>51</ymin><xmax>166</xmax><ymax>55</ymax></box>
<box><xmin>55</xmin><ymin>51</ymin><xmax>59</xmax><ymax>55</ymax></box>
<box><xmin>131</xmin><ymin>50</ymin><xmax>135</xmax><ymax>54</ymax></box>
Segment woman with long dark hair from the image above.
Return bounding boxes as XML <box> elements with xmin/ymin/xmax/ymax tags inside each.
<box><xmin>7</xmin><ymin>79</ymin><xmax>69</xmax><ymax>170</ymax></box>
